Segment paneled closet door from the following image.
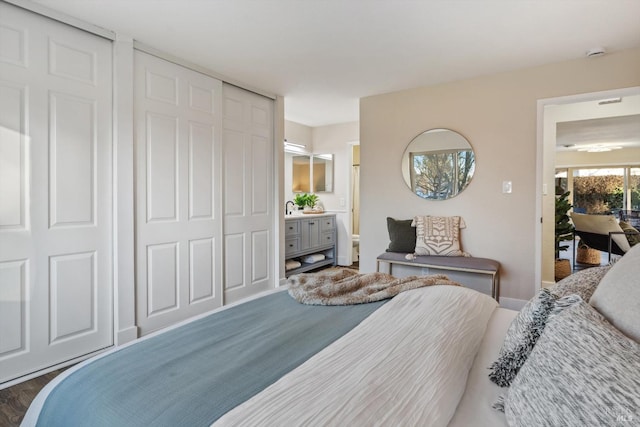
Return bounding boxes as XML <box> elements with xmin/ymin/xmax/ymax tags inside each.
<box><xmin>222</xmin><ymin>84</ymin><xmax>274</xmax><ymax>304</ymax></box>
<box><xmin>134</xmin><ymin>51</ymin><xmax>223</xmax><ymax>336</ymax></box>
<box><xmin>0</xmin><ymin>3</ymin><xmax>113</xmax><ymax>384</ymax></box>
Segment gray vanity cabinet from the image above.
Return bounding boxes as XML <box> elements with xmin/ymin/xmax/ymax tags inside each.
<box><xmin>285</xmin><ymin>214</ymin><xmax>337</xmax><ymax>276</ymax></box>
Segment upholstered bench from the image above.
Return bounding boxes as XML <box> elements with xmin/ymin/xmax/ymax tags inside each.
<box><xmin>376</xmin><ymin>252</ymin><xmax>500</xmax><ymax>300</ymax></box>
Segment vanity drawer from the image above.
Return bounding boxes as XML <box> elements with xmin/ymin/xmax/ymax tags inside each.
<box><xmin>285</xmin><ymin>237</ymin><xmax>300</xmax><ymax>255</ymax></box>
<box><xmin>320</xmin><ymin>217</ymin><xmax>335</xmax><ymax>232</ymax></box>
<box><xmin>320</xmin><ymin>231</ymin><xmax>335</xmax><ymax>245</ymax></box>
<box><xmin>285</xmin><ymin>220</ymin><xmax>300</xmax><ymax>236</ymax></box>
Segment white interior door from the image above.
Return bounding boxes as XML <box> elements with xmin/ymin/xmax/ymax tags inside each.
<box><xmin>222</xmin><ymin>84</ymin><xmax>274</xmax><ymax>303</ymax></box>
<box><xmin>134</xmin><ymin>51</ymin><xmax>223</xmax><ymax>335</ymax></box>
<box><xmin>0</xmin><ymin>3</ymin><xmax>113</xmax><ymax>384</ymax></box>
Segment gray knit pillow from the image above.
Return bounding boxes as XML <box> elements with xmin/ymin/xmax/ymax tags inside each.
<box><xmin>504</xmin><ymin>300</ymin><xmax>640</xmax><ymax>426</ymax></box>
<box><xmin>488</xmin><ymin>288</ymin><xmax>557</xmax><ymax>387</ymax></box>
<box><xmin>548</xmin><ymin>265</ymin><xmax>610</xmax><ymax>301</ymax></box>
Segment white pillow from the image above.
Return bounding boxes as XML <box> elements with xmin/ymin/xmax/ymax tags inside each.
<box><xmin>589</xmin><ymin>243</ymin><xmax>640</xmax><ymax>343</ymax></box>
<box><xmin>570</xmin><ymin>212</ymin><xmax>630</xmax><ymax>252</ymax></box>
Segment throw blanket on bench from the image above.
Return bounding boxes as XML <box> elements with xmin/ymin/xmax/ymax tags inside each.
<box><xmin>287</xmin><ymin>267</ymin><xmax>460</xmax><ymax>305</ymax></box>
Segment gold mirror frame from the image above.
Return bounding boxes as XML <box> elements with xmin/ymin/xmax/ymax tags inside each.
<box><xmin>401</xmin><ymin>129</ymin><xmax>475</xmax><ymax>200</ymax></box>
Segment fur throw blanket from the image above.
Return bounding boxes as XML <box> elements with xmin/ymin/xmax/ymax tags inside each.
<box><xmin>287</xmin><ymin>268</ymin><xmax>461</xmax><ymax>305</ymax></box>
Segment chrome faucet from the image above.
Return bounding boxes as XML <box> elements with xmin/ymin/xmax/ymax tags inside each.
<box><xmin>285</xmin><ymin>200</ymin><xmax>295</xmax><ymax>215</ymax></box>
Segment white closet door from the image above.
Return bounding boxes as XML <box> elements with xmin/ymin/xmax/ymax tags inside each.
<box><xmin>134</xmin><ymin>51</ymin><xmax>223</xmax><ymax>335</ymax></box>
<box><xmin>222</xmin><ymin>84</ymin><xmax>274</xmax><ymax>304</ymax></box>
<box><xmin>0</xmin><ymin>3</ymin><xmax>113</xmax><ymax>384</ymax></box>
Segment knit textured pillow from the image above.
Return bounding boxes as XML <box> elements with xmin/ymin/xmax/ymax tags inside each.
<box><xmin>488</xmin><ymin>288</ymin><xmax>557</xmax><ymax>387</ymax></box>
<box><xmin>503</xmin><ymin>300</ymin><xmax>640</xmax><ymax>426</ymax></box>
<box><xmin>548</xmin><ymin>265</ymin><xmax>610</xmax><ymax>301</ymax></box>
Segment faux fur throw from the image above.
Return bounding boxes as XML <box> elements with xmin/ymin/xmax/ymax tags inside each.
<box><xmin>287</xmin><ymin>267</ymin><xmax>461</xmax><ymax>305</ymax></box>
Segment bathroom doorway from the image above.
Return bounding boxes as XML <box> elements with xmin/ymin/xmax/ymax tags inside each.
<box><xmin>350</xmin><ymin>143</ymin><xmax>360</xmax><ymax>266</ymax></box>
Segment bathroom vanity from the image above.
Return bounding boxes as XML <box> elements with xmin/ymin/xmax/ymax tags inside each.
<box><xmin>285</xmin><ymin>213</ymin><xmax>337</xmax><ymax>276</ymax></box>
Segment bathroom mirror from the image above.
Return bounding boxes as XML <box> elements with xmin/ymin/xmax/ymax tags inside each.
<box><xmin>292</xmin><ymin>155</ymin><xmax>311</xmax><ymax>192</ymax></box>
<box><xmin>401</xmin><ymin>129</ymin><xmax>475</xmax><ymax>200</ymax></box>
<box><xmin>313</xmin><ymin>154</ymin><xmax>333</xmax><ymax>192</ymax></box>
<box><xmin>290</xmin><ymin>153</ymin><xmax>333</xmax><ymax>193</ymax></box>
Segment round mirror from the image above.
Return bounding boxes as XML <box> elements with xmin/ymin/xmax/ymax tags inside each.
<box><xmin>401</xmin><ymin>129</ymin><xmax>475</xmax><ymax>200</ymax></box>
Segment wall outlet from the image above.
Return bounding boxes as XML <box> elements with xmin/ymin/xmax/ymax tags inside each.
<box><xmin>502</xmin><ymin>181</ymin><xmax>512</xmax><ymax>194</ymax></box>
<box><xmin>339</xmin><ymin>197</ymin><xmax>345</xmax><ymax>207</ymax></box>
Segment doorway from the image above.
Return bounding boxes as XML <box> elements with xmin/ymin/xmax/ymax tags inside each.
<box><xmin>351</xmin><ymin>144</ymin><xmax>360</xmax><ymax>265</ymax></box>
<box><xmin>537</xmin><ymin>87</ymin><xmax>640</xmax><ymax>287</ymax></box>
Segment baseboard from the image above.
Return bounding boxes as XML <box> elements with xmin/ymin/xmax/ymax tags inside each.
<box><xmin>336</xmin><ymin>255</ymin><xmax>349</xmax><ymax>266</ymax></box>
<box><xmin>116</xmin><ymin>326</ymin><xmax>139</xmax><ymax>345</ymax></box>
<box><xmin>499</xmin><ymin>297</ymin><xmax>527</xmax><ymax>311</ymax></box>
<box><xmin>541</xmin><ymin>280</ymin><xmax>555</xmax><ymax>289</ymax></box>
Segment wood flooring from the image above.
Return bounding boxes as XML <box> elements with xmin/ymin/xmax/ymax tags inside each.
<box><xmin>0</xmin><ymin>369</ymin><xmax>67</xmax><ymax>427</ymax></box>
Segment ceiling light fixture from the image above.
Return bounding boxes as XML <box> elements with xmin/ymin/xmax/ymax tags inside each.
<box><xmin>284</xmin><ymin>139</ymin><xmax>306</xmax><ymax>149</ymax></box>
<box><xmin>577</xmin><ymin>145</ymin><xmax>622</xmax><ymax>153</ymax></box>
<box><xmin>586</xmin><ymin>47</ymin><xmax>606</xmax><ymax>57</ymax></box>
<box><xmin>597</xmin><ymin>97</ymin><xmax>622</xmax><ymax>105</ymax></box>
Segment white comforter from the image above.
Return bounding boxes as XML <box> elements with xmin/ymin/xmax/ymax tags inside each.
<box><xmin>215</xmin><ymin>285</ymin><xmax>498</xmax><ymax>427</ymax></box>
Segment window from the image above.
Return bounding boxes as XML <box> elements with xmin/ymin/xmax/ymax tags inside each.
<box><xmin>560</xmin><ymin>166</ymin><xmax>638</xmax><ymax>215</ymax></box>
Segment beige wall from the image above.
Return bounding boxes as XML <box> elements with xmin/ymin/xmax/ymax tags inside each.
<box><xmin>360</xmin><ymin>47</ymin><xmax>640</xmax><ymax>302</ymax></box>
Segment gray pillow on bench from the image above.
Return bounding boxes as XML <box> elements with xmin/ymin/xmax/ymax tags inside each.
<box><xmin>386</xmin><ymin>217</ymin><xmax>416</xmax><ymax>253</ymax></box>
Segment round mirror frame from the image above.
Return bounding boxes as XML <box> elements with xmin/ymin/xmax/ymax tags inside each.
<box><xmin>401</xmin><ymin>129</ymin><xmax>475</xmax><ymax>200</ymax></box>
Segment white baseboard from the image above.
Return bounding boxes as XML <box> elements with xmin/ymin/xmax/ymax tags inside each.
<box><xmin>116</xmin><ymin>326</ymin><xmax>139</xmax><ymax>345</ymax></box>
<box><xmin>541</xmin><ymin>280</ymin><xmax>555</xmax><ymax>288</ymax></box>
<box><xmin>499</xmin><ymin>297</ymin><xmax>527</xmax><ymax>311</ymax></box>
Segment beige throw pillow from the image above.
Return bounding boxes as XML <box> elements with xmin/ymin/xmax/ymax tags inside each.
<box><xmin>412</xmin><ymin>216</ymin><xmax>470</xmax><ymax>257</ymax></box>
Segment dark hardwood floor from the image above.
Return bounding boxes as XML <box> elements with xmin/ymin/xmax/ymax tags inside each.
<box><xmin>0</xmin><ymin>369</ymin><xmax>67</xmax><ymax>427</ymax></box>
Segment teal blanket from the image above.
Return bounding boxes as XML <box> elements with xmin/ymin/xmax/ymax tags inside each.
<box><xmin>34</xmin><ymin>291</ymin><xmax>385</xmax><ymax>426</ymax></box>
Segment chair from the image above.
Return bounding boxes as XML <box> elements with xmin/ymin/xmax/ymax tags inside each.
<box><xmin>570</xmin><ymin>212</ymin><xmax>638</xmax><ymax>263</ymax></box>
<box><xmin>619</xmin><ymin>210</ymin><xmax>640</xmax><ymax>228</ymax></box>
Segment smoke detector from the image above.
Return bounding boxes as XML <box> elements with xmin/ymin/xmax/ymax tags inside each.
<box><xmin>586</xmin><ymin>47</ymin><xmax>606</xmax><ymax>57</ymax></box>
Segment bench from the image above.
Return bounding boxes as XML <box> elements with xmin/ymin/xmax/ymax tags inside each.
<box><xmin>376</xmin><ymin>252</ymin><xmax>500</xmax><ymax>300</ymax></box>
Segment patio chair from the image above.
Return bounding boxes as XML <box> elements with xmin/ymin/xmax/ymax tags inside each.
<box><xmin>619</xmin><ymin>210</ymin><xmax>640</xmax><ymax>228</ymax></box>
<box><xmin>570</xmin><ymin>212</ymin><xmax>638</xmax><ymax>263</ymax></box>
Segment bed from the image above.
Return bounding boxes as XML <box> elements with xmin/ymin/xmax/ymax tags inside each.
<box><xmin>23</xmin><ymin>245</ymin><xmax>640</xmax><ymax>427</ymax></box>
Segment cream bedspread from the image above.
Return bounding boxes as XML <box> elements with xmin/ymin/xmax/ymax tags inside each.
<box><xmin>214</xmin><ymin>285</ymin><xmax>498</xmax><ymax>427</ymax></box>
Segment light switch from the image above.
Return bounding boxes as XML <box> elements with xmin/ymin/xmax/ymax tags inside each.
<box><xmin>502</xmin><ymin>181</ymin><xmax>512</xmax><ymax>194</ymax></box>
<box><xmin>339</xmin><ymin>197</ymin><xmax>345</xmax><ymax>207</ymax></box>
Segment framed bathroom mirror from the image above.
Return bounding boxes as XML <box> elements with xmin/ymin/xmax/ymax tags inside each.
<box><xmin>401</xmin><ymin>129</ymin><xmax>475</xmax><ymax>200</ymax></box>
<box><xmin>289</xmin><ymin>153</ymin><xmax>334</xmax><ymax>193</ymax></box>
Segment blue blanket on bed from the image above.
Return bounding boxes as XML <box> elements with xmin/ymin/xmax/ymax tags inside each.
<box><xmin>34</xmin><ymin>291</ymin><xmax>385</xmax><ymax>426</ymax></box>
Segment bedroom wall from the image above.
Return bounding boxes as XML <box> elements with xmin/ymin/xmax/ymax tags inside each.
<box><xmin>359</xmin><ymin>47</ymin><xmax>640</xmax><ymax>303</ymax></box>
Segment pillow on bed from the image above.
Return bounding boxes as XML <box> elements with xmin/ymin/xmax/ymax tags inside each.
<box><xmin>504</xmin><ymin>299</ymin><xmax>640</xmax><ymax>426</ymax></box>
<box><xmin>412</xmin><ymin>215</ymin><xmax>469</xmax><ymax>257</ymax></box>
<box><xmin>386</xmin><ymin>217</ymin><xmax>416</xmax><ymax>253</ymax></box>
<box><xmin>488</xmin><ymin>288</ymin><xmax>557</xmax><ymax>387</ymax></box>
<box><xmin>589</xmin><ymin>243</ymin><xmax>640</xmax><ymax>343</ymax></box>
<box><xmin>548</xmin><ymin>265</ymin><xmax>610</xmax><ymax>301</ymax></box>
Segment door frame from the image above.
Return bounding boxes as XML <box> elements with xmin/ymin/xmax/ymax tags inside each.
<box><xmin>535</xmin><ymin>85</ymin><xmax>640</xmax><ymax>289</ymax></box>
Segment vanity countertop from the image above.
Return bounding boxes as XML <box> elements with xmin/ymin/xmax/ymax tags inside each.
<box><xmin>285</xmin><ymin>212</ymin><xmax>335</xmax><ymax>219</ymax></box>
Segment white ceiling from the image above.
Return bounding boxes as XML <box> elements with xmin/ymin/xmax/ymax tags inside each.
<box><xmin>32</xmin><ymin>0</ymin><xmax>640</xmax><ymax>127</ymax></box>
<box><xmin>557</xmin><ymin>115</ymin><xmax>640</xmax><ymax>150</ymax></box>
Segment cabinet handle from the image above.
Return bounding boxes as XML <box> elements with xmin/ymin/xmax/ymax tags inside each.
<box><xmin>288</xmin><ymin>244</ymin><xmax>294</xmax><ymax>248</ymax></box>
<box><xmin>309</xmin><ymin>222</ymin><xmax>315</xmax><ymax>225</ymax></box>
